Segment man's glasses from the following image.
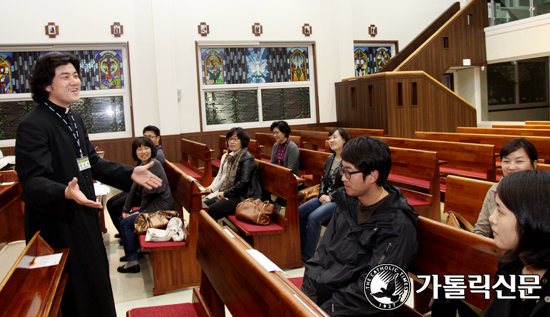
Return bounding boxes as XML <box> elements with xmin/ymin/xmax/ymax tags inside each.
<box><xmin>339</xmin><ymin>166</ymin><xmax>363</xmax><ymax>179</ymax></box>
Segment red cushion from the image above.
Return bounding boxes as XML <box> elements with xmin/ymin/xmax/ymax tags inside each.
<box><xmin>405</xmin><ymin>197</ymin><xmax>430</xmax><ymax>206</ymax></box>
<box><xmin>212</xmin><ymin>159</ymin><xmax>221</xmax><ymax>168</ymax></box>
<box><xmin>388</xmin><ymin>174</ymin><xmax>430</xmax><ymax>188</ymax></box>
<box><xmin>318</xmin><ymin>148</ymin><xmax>326</xmax><ymax>152</ymax></box>
<box><xmin>497</xmin><ymin>174</ymin><xmax>503</xmax><ymax>181</ymax></box>
<box><xmin>132</xmin><ymin>207</ymin><xmax>140</xmax><ymax>212</ymax></box>
<box><xmin>127</xmin><ymin>303</ymin><xmax>197</xmax><ymax>317</ymax></box>
<box><xmin>228</xmin><ymin>215</ymin><xmax>284</xmax><ymax>233</ymax></box>
<box><xmin>289</xmin><ymin>277</ymin><xmax>303</xmax><ymax>289</ymax></box>
<box><xmin>303</xmin><ymin>174</ymin><xmax>313</xmax><ymax>180</ymax></box>
<box><xmin>261</xmin><ymin>158</ymin><xmax>270</xmax><ymax>162</ymax></box>
<box><xmin>174</xmin><ymin>163</ymin><xmax>202</xmax><ymax>179</ymax></box>
<box><xmin>139</xmin><ymin>234</ymin><xmax>186</xmax><ymax>248</ymax></box>
<box><xmin>440</xmin><ymin>167</ymin><xmax>487</xmax><ymax>179</ymax></box>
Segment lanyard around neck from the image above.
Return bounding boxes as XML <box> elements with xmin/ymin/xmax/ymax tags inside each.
<box><xmin>46</xmin><ymin>102</ymin><xmax>83</xmax><ymax>157</ymax></box>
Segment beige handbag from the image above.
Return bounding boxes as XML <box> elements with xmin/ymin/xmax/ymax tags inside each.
<box><xmin>446</xmin><ymin>211</ymin><xmax>474</xmax><ymax>232</ymax></box>
<box><xmin>298</xmin><ymin>184</ymin><xmax>320</xmax><ymax>205</ymax></box>
<box><xmin>235</xmin><ymin>198</ymin><xmax>276</xmax><ymax>225</ymax></box>
<box><xmin>134</xmin><ymin>210</ymin><xmax>180</xmax><ymax>234</ymax></box>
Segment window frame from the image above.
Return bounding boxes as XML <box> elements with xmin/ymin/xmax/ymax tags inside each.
<box><xmin>196</xmin><ymin>42</ymin><xmax>317</xmax><ymax>132</ymax></box>
<box><xmin>0</xmin><ymin>43</ymin><xmax>133</xmax><ymax>147</ymax></box>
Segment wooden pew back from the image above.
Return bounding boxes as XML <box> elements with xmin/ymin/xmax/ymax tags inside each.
<box><xmin>382</xmin><ymin>137</ymin><xmax>496</xmax><ymax>181</ymax></box>
<box><xmin>389</xmin><ymin>147</ymin><xmax>440</xmax><ymax>221</ymax></box>
<box><xmin>415</xmin><ymin>132</ymin><xmax>550</xmax><ymax>163</ymax></box>
<box><xmin>325</xmin><ymin>127</ymin><xmax>385</xmax><ymax>137</ymax></box>
<box><xmin>179</xmin><ymin>138</ymin><xmax>214</xmax><ymax>186</ymax></box>
<box><xmin>492</xmin><ymin>124</ymin><xmax>550</xmax><ymax>129</ymax></box>
<box><xmin>218</xmin><ymin>135</ymin><xmax>264</xmax><ymax>160</ymax></box>
<box><xmin>0</xmin><ymin>171</ymin><xmax>24</xmax><ymax>248</ymax></box>
<box><xmin>299</xmin><ymin>148</ymin><xmax>331</xmax><ymax>185</ymax></box>
<box><xmin>458</xmin><ymin>127</ymin><xmax>550</xmax><ymax>137</ymax></box>
<box><xmin>411</xmin><ymin>216</ymin><xmax>504</xmax><ymax>311</ymax></box>
<box><xmin>195</xmin><ymin>210</ymin><xmax>328</xmax><ymax>317</ymax></box>
<box><xmin>292</xmin><ymin>130</ymin><xmax>328</xmax><ymax>150</ymax></box>
<box><xmin>254</xmin><ymin>132</ymin><xmax>303</xmax><ymax>160</ymax></box>
<box><xmin>526</xmin><ymin>121</ymin><xmax>550</xmax><ymax>125</ymax></box>
<box><xmin>443</xmin><ymin>175</ymin><xmax>495</xmax><ymax>224</ymax></box>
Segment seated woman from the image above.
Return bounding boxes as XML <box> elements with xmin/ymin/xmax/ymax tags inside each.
<box><xmin>473</xmin><ymin>138</ymin><xmax>538</xmax><ymax>237</ymax></box>
<box><xmin>202</xmin><ymin>138</ymin><xmax>231</xmax><ymax>201</ymax></box>
<box><xmin>299</xmin><ymin>127</ymin><xmax>349</xmax><ymax>262</ymax></box>
<box><xmin>204</xmin><ymin>127</ymin><xmax>261</xmax><ymax>221</ymax></box>
<box><xmin>483</xmin><ymin>170</ymin><xmax>550</xmax><ymax>316</ymax></box>
<box><xmin>117</xmin><ymin>137</ymin><xmax>174</xmax><ymax>273</ymax></box>
<box><xmin>270</xmin><ymin>120</ymin><xmax>299</xmax><ymax>175</ymax></box>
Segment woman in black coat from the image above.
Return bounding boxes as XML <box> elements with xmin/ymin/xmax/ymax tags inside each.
<box><xmin>483</xmin><ymin>170</ymin><xmax>550</xmax><ymax>317</ymax></box>
<box><xmin>204</xmin><ymin>127</ymin><xmax>261</xmax><ymax>220</ymax></box>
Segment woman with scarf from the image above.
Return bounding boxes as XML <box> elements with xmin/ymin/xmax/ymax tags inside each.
<box><xmin>204</xmin><ymin>127</ymin><xmax>261</xmax><ymax>220</ymax></box>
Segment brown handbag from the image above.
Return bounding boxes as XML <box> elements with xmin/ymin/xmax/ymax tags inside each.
<box><xmin>298</xmin><ymin>184</ymin><xmax>320</xmax><ymax>205</ymax></box>
<box><xmin>235</xmin><ymin>198</ymin><xmax>276</xmax><ymax>225</ymax></box>
<box><xmin>134</xmin><ymin>210</ymin><xmax>180</xmax><ymax>234</ymax></box>
<box><xmin>446</xmin><ymin>211</ymin><xmax>474</xmax><ymax>232</ymax></box>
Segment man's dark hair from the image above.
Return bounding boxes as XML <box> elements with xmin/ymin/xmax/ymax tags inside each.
<box><xmin>226</xmin><ymin>127</ymin><xmax>250</xmax><ymax>148</ymax></box>
<box><xmin>340</xmin><ymin>136</ymin><xmax>391</xmax><ymax>186</ymax></box>
<box><xmin>143</xmin><ymin>125</ymin><xmax>161</xmax><ymax>137</ymax></box>
<box><xmin>500</xmin><ymin>138</ymin><xmax>538</xmax><ymax>168</ymax></box>
<box><xmin>131</xmin><ymin>137</ymin><xmax>157</xmax><ymax>162</ymax></box>
<box><xmin>328</xmin><ymin>127</ymin><xmax>351</xmax><ymax>153</ymax></box>
<box><xmin>30</xmin><ymin>52</ymin><xmax>81</xmax><ymax>104</ymax></box>
<box><xmin>497</xmin><ymin>170</ymin><xmax>550</xmax><ymax>269</ymax></box>
<box><xmin>270</xmin><ymin>121</ymin><xmax>291</xmax><ymax>138</ymax></box>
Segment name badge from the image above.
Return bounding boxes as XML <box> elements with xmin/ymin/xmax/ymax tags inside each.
<box><xmin>77</xmin><ymin>156</ymin><xmax>91</xmax><ymax>171</ymax></box>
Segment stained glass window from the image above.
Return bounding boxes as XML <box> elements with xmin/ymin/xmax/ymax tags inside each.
<box><xmin>199</xmin><ymin>44</ymin><xmax>315</xmax><ymax>130</ymax></box>
<box><xmin>353</xmin><ymin>42</ymin><xmax>396</xmax><ymax>76</ymax></box>
<box><xmin>0</xmin><ymin>44</ymin><xmax>132</xmax><ymax>144</ymax></box>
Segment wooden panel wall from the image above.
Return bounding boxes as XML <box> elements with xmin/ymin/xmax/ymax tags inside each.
<box><xmin>380</xmin><ymin>2</ymin><xmax>460</xmax><ymax>73</ymax></box>
<box><xmin>335</xmin><ymin>72</ymin><xmax>476</xmax><ymax>138</ymax></box>
<box><xmin>395</xmin><ymin>0</ymin><xmax>488</xmax><ymax>80</ymax></box>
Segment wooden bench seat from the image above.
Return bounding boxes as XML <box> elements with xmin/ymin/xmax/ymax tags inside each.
<box><xmin>292</xmin><ymin>129</ymin><xmax>329</xmax><ymax>151</ymax></box>
<box><xmin>137</xmin><ymin>160</ymin><xmax>206</xmax><ymax>295</ymax></box>
<box><xmin>415</xmin><ymin>131</ymin><xmax>550</xmax><ymax>163</ymax></box>
<box><xmin>387</xmin><ymin>147</ymin><xmax>441</xmax><ymax>221</ymax></box>
<box><xmin>410</xmin><ymin>216</ymin><xmax>504</xmax><ymax>314</ymax></box>
<box><xmin>493</xmin><ymin>124</ymin><xmax>550</xmax><ymax>129</ymax></box>
<box><xmin>224</xmin><ymin>160</ymin><xmax>304</xmax><ymax>269</ymax></box>
<box><xmin>176</xmin><ymin>139</ymin><xmax>214</xmax><ymax>187</ymax></box>
<box><xmin>127</xmin><ymin>210</ymin><xmax>327</xmax><ymax>317</ymax></box>
<box><xmin>381</xmin><ymin>136</ymin><xmax>497</xmax><ymax>183</ymax></box>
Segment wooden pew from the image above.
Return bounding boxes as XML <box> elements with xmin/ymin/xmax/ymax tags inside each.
<box><xmin>254</xmin><ymin>132</ymin><xmax>303</xmax><ymax>161</ymax></box>
<box><xmin>443</xmin><ymin>175</ymin><xmax>495</xmax><ymax>225</ymax></box>
<box><xmin>458</xmin><ymin>126</ymin><xmax>550</xmax><ymax>137</ymax></box>
<box><xmin>0</xmin><ymin>231</ymin><xmax>69</xmax><ymax>317</ymax></box>
<box><xmin>0</xmin><ymin>171</ymin><xmax>24</xmax><ymax>248</ymax></box>
<box><xmin>382</xmin><ymin>136</ymin><xmax>497</xmax><ymax>183</ymax></box>
<box><xmin>128</xmin><ymin>210</ymin><xmax>328</xmax><ymax>317</ymax></box>
<box><xmin>415</xmin><ymin>132</ymin><xmax>550</xmax><ymax>163</ymax></box>
<box><xmin>225</xmin><ymin>160</ymin><xmax>304</xmax><ymax>269</ymax></box>
<box><xmin>325</xmin><ymin>126</ymin><xmax>385</xmax><ymax>137</ymax></box>
<box><xmin>526</xmin><ymin>121</ymin><xmax>550</xmax><ymax>125</ymax></box>
<box><xmin>388</xmin><ymin>147</ymin><xmax>441</xmax><ymax>221</ymax></box>
<box><xmin>292</xmin><ymin>130</ymin><xmax>328</xmax><ymax>151</ymax></box>
<box><xmin>299</xmin><ymin>148</ymin><xmax>330</xmax><ymax>185</ymax></box>
<box><xmin>176</xmin><ymin>138</ymin><xmax>214</xmax><ymax>187</ymax></box>
<box><xmin>410</xmin><ymin>216</ymin><xmax>504</xmax><ymax>314</ymax></box>
<box><xmin>492</xmin><ymin>124</ymin><xmax>550</xmax><ymax>129</ymax></box>
<box><xmin>138</xmin><ymin>160</ymin><xmax>206</xmax><ymax>295</ymax></box>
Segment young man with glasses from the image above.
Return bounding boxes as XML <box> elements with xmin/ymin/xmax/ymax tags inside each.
<box><xmin>143</xmin><ymin>125</ymin><xmax>165</xmax><ymax>168</ymax></box>
<box><xmin>301</xmin><ymin>136</ymin><xmax>418</xmax><ymax>316</ymax></box>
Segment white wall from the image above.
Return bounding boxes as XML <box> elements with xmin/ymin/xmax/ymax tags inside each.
<box><xmin>0</xmin><ymin>0</ymin><xmax>464</xmax><ymax>136</ymax></box>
